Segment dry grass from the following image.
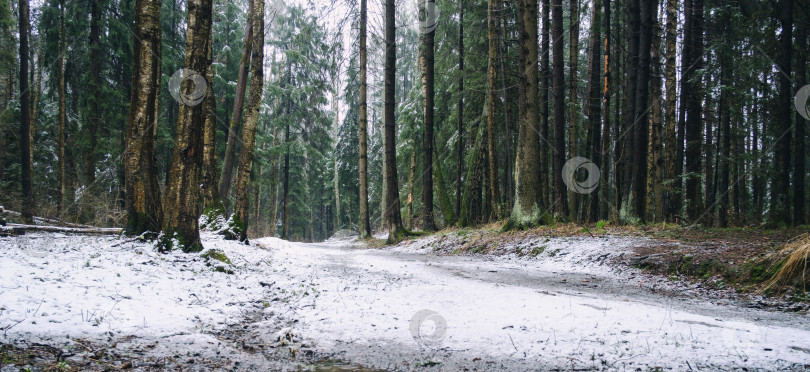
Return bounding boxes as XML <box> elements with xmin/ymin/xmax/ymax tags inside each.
<box><xmin>763</xmin><ymin>233</ymin><xmax>810</xmax><ymax>294</ymax></box>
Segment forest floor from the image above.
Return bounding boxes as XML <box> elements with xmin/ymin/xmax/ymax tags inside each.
<box><xmin>1</xmin><ymin>226</ymin><xmax>809</xmax><ymax>371</ymax></box>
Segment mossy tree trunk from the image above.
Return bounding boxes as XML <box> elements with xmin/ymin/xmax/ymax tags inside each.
<box><xmin>124</xmin><ymin>0</ymin><xmax>163</xmax><ymax>235</ymax></box>
<box><xmin>218</xmin><ymin>0</ymin><xmax>253</xmax><ymax>209</ymax></box>
<box><xmin>162</xmin><ymin>0</ymin><xmax>213</xmax><ymax>251</ymax></box>
<box><xmin>232</xmin><ymin>0</ymin><xmax>264</xmax><ymax>242</ymax></box>
<box><xmin>508</xmin><ymin>0</ymin><xmax>544</xmax><ymax>229</ymax></box>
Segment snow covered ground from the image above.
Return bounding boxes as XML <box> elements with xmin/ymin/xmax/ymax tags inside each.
<box><xmin>1</xmin><ymin>232</ymin><xmax>809</xmax><ymax>370</ymax></box>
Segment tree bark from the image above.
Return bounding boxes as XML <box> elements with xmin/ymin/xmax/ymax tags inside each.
<box><xmin>486</xmin><ymin>0</ymin><xmax>500</xmax><ymax>221</ymax></box>
<box><xmin>567</xmin><ymin>0</ymin><xmax>580</xmax><ymax>219</ymax></box>
<box><xmin>124</xmin><ymin>0</ymin><xmax>163</xmax><ymax>235</ymax></box>
<box><xmin>85</xmin><ymin>0</ymin><xmax>101</xmax><ymax>187</ymax></box>
<box><xmin>794</xmin><ymin>17</ymin><xmax>807</xmax><ymax>225</ymax></box>
<box><xmin>232</xmin><ymin>0</ymin><xmax>265</xmax><ymax>239</ymax></box>
<box><xmin>499</xmin><ymin>12</ymin><xmax>512</xmax><ymax>209</ymax></box>
<box><xmin>219</xmin><ymin>0</ymin><xmax>254</xmax><ymax>207</ymax></box>
<box><xmin>456</xmin><ymin>0</ymin><xmax>465</xmax><ymax>220</ymax></box>
<box><xmin>384</xmin><ymin>0</ymin><xmax>405</xmax><ymax>242</ymax></box>
<box><xmin>586</xmin><ymin>0</ymin><xmax>602</xmax><ymax>223</ymax></box>
<box><xmin>539</xmin><ymin>0</ymin><xmax>550</xmax><ymax>209</ymax></box>
<box><xmin>162</xmin><ymin>0</ymin><xmax>214</xmax><ymax>251</ymax></box>
<box><xmin>551</xmin><ymin>0</ymin><xmax>567</xmax><ymax>216</ymax></box>
<box><xmin>769</xmin><ymin>0</ymin><xmax>793</xmax><ymax>226</ymax></box>
<box><xmin>648</xmin><ymin>2</ymin><xmax>663</xmax><ymax>221</ymax></box>
<box><xmin>57</xmin><ymin>0</ymin><xmax>66</xmax><ymax>215</ymax></box>
<box><xmin>202</xmin><ymin>29</ymin><xmax>220</xmax><ymax>210</ymax></box>
<box><xmin>684</xmin><ymin>0</ymin><xmax>704</xmax><ymax>223</ymax></box>
<box><xmin>18</xmin><ymin>0</ymin><xmax>32</xmax><ymax>223</ymax></box>
<box><xmin>358</xmin><ymin>0</ymin><xmax>371</xmax><ymax>238</ymax></box>
<box><xmin>421</xmin><ymin>0</ymin><xmax>436</xmax><ymax>230</ymax></box>
<box><xmin>663</xmin><ymin>0</ymin><xmax>677</xmax><ymax>222</ymax></box>
<box><xmin>599</xmin><ymin>0</ymin><xmax>611</xmax><ymax>220</ymax></box>
<box><xmin>508</xmin><ymin>0</ymin><xmax>543</xmax><ymax>228</ymax></box>
<box><xmin>718</xmin><ymin>41</ymin><xmax>731</xmax><ymax>227</ymax></box>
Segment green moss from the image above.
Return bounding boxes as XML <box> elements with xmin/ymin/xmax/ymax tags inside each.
<box><xmin>156</xmin><ymin>229</ymin><xmax>203</xmax><ymax>253</ymax></box>
<box><xmin>201</xmin><ymin>249</ymin><xmax>231</xmax><ymax>265</ymax></box>
<box><xmin>530</xmin><ymin>245</ymin><xmax>546</xmax><ymax>256</ymax></box>
<box><xmin>200</xmin><ymin>202</ymin><xmax>225</xmax><ymax>231</ymax></box>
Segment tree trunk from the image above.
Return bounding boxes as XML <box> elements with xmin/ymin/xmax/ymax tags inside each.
<box><xmin>551</xmin><ymin>0</ymin><xmax>567</xmax><ymax>217</ymax></box>
<box><xmin>85</xmin><ymin>0</ymin><xmax>101</xmax><ymax>187</ymax></box>
<box><xmin>684</xmin><ymin>0</ymin><xmax>704</xmax><ymax>223</ymax></box>
<box><xmin>18</xmin><ymin>0</ymin><xmax>32</xmax><ymax>223</ymax></box>
<box><xmin>455</xmin><ymin>0</ymin><xmax>464</xmax><ymax>220</ymax></box>
<box><xmin>500</xmin><ymin>12</ymin><xmax>512</xmax><ymax>210</ymax></box>
<box><xmin>663</xmin><ymin>0</ymin><xmax>677</xmax><ymax>222</ymax></box>
<box><xmin>434</xmin><ymin>144</ymin><xmax>457</xmax><ymax>226</ymax></box>
<box><xmin>769</xmin><ymin>0</ymin><xmax>793</xmax><ymax>226</ymax></box>
<box><xmin>384</xmin><ymin>0</ymin><xmax>405</xmax><ymax>242</ymax></box>
<box><xmin>599</xmin><ymin>0</ymin><xmax>611</xmax><ymax>220</ymax></box>
<box><xmin>718</xmin><ymin>43</ymin><xmax>731</xmax><ymax>227</ymax></box>
<box><xmin>567</xmin><ymin>0</ymin><xmax>580</xmax><ymax>219</ymax></box>
<box><xmin>358</xmin><ymin>0</ymin><xmax>371</xmax><ymax>238</ymax></box>
<box><xmin>486</xmin><ymin>0</ymin><xmax>500</xmax><ymax>221</ymax></box>
<box><xmin>162</xmin><ymin>0</ymin><xmax>214</xmax><ymax>251</ymax></box>
<box><xmin>586</xmin><ymin>0</ymin><xmax>602</xmax><ymax>223</ymax></box>
<box><xmin>202</xmin><ymin>29</ymin><xmax>220</xmax><ymax>211</ymax></box>
<box><xmin>420</xmin><ymin>0</ymin><xmax>436</xmax><ymax>230</ymax></box>
<box><xmin>232</xmin><ymin>0</ymin><xmax>264</xmax><ymax>242</ymax></box>
<box><xmin>648</xmin><ymin>3</ymin><xmax>663</xmax><ymax>221</ymax></box>
<box><xmin>621</xmin><ymin>0</ymin><xmax>640</xmax><ymax>220</ymax></box>
<box><xmin>406</xmin><ymin>151</ymin><xmax>416</xmax><ymax>229</ymax></box>
<box><xmin>219</xmin><ymin>0</ymin><xmax>254</xmax><ymax>207</ymax></box>
<box><xmin>124</xmin><ymin>0</ymin><xmax>163</xmax><ymax>235</ymax></box>
<box><xmin>508</xmin><ymin>0</ymin><xmax>543</xmax><ymax>228</ymax></box>
<box><xmin>794</xmin><ymin>17</ymin><xmax>807</xmax><ymax>225</ymax></box>
<box><xmin>540</xmin><ymin>0</ymin><xmax>550</xmax><ymax>209</ymax></box>
<box><xmin>57</xmin><ymin>0</ymin><xmax>66</xmax><ymax>215</ymax></box>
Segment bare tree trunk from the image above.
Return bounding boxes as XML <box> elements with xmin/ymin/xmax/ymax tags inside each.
<box><xmin>358</xmin><ymin>0</ymin><xmax>371</xmax><ymax>238</ymax></box>
<box><xmin>499</xmin><ymin>12</ymin><xmax>512</xmax><ymax>210</ymax></box>
<box><xmin>567</xmin><ymin>0</ymin><xmax>581</xmax><ymax>219</ymax></box>
<box><xmin>539</xmin><ymin>0</ymin><xmax>550</xmax><ymax>208</ymax></box>
<box><xmin>507</xmin><ymin>0</ymin><xmax>543</xmax><ymax>229</ymax></box>
<box><xmin>202</xmin><ymin>30</ymin><xmax>220</xmax><ymax>210</ymax></box>
<box><xmin>420</xmin><ymin>0</ymin><xmax>436</xmax><ymax>230</ymax></box>
<box><xmin>124</xmin><ymin>0</ymin><xmax>163</xmax><ymax>235</ymax></box>
<box><xmin>162</xmin><ymin>0</ymin><xmax>214</xmax><ymax>251</ymax></box>
<box><xmin>663</xmin><ymin>0</ymin><xmax>677</xmax><ymax>222</ymax></box>
<box><xmin>406</xmin><ymin>151</ymin><xmax>416</xmax><ymax>229</ymax></box>
<box><xmin>29</xmin><ymin>41</ymin><xmax>40</xmax><ymax>171</ymax></box>
<box><xmin>486</xmin><ymin>0</ymin><xmax>500</xmax><ymax>221</ymax></box>
<box><xmin>794</xmin><ymin>17</ymin><xmax>807</xmax><ymax>225</ymax></box>
<box><xmin>455</xmin><ymin>0</ymin><xmax>464</xmax><ymax>220</ymax></box>
<box><xmin>219</xmin><ymin>0</ymin><xmax>254</xmax><ymax>207</ymax></box>
<box><xmin>649</xmin><ymin>3</ymin><xmax>663</xmax><ymax>221</ymax></box>
<box><xmin>551</xmin><ymin>0</ymin><xmax>567</xmax><ymax>217</ymax></box>
<box><xmin>599</xmin><ymin>0</ymin><xmax>611</xmax><ymax>220</ymax></box>
<box><xmin>18</xmin><ymin>0</ymin><xmax>32</xmax><ymax>223</ymax></box>
<box><xmin>684</xmin><ymin>0</ymin><xmax>704</xmax><ymax>223</ymax></box>
<box><xmin>384</xmin><ymin>0</ymin><xmax>405</xmax><ymax>242</ymax></box>
<box><xmin>232</xmin><ymin>0</ymin><xmax>264</xmax><ymax>242</ymax></box>
<box><xmin>586</xmin><ymin>0</ymin><xmax>602</xmax><ymax>223</ymax></box>
<box><xmin>718</xmin><ymin>39</ymin><xmax>731</xmax><ymax>227</ymax></box>
<box><xmin>85</xmin><ymin>0</ymin><xmax>101</xmax><ymax>187</ymax></box>
<box><xmin>57</xmin><ymin>0</ymin><xmax>66</xmax><ymax>215</ymax></box>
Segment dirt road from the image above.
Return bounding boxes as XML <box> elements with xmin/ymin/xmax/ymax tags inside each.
<box><xmin>255</xmin><ymin>236</ymin><xmax>810</xmax><ymax>370</ymax></box>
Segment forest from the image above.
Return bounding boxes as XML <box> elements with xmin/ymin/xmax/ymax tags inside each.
<box><xmin>0</xmin><ymin>0</ymin><xmax>808</xmax><ymax>250</ymax></box>
<box><xmin>3</xmin><ymin>0</ymin><xmax>810</xmax><ymax>369</ymax></box>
